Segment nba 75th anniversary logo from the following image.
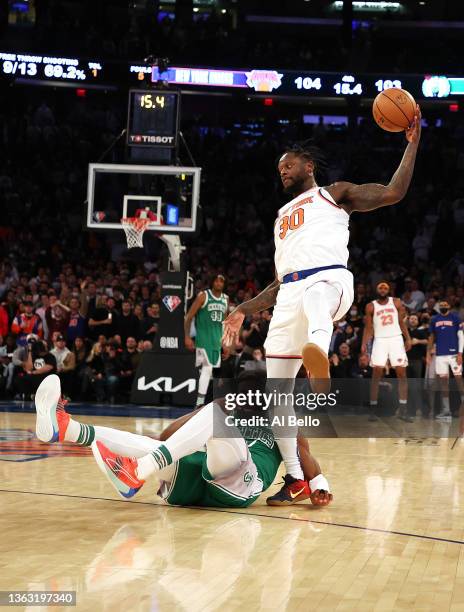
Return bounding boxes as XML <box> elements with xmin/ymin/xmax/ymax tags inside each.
<box><xmin>162</xmin><ymin>295</ymin><xmax>181</xmax><ymax>312</ymax></box>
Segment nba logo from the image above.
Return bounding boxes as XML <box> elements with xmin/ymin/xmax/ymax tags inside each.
<box><xmin>163</xmin><ymin>295</ymin><xmax>181</xmax><ymax>312</ymax></box>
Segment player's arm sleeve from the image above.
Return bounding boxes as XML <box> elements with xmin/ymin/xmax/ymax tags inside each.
<box><xmin>458</xmin><ymin>324</ymin><xmax>464</xmax><ymax>353</ymax></box>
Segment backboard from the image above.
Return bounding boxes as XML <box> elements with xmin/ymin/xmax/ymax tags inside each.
<box><xmin>86</xmin><ymin>163</ymin><xmax>201</xmax><ymax>234</ymax></box>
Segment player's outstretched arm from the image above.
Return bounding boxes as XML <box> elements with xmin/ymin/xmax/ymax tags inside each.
<box><xmin>223</xmin><ymin>278</ymin><xmax>281</xmax><ymax>347</ymax></box>
<box><xmin>327</xmin><ymin>105</ymin><xmax>421</xmax><ymax>213</ymax></box>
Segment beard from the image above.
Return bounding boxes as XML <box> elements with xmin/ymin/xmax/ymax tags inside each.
<box><xmin>283</xmin><ymin>177</ymin><xmax>305</xmax><ymax>195</ymax></box>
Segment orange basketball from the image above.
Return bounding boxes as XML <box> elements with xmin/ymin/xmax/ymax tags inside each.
<box><xmin>372</xmin><ymin>88</ymin><xmax>416</xmax><ymax>132</ymax></box>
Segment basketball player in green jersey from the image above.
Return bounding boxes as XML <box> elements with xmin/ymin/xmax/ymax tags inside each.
<box><xmin>185</xmin><ymin>274</ymin><xmax>229</xmax><ymax>406</ymax></box>
<box><xmin>34</xmin><ymin>372</ymin><xmax>332</xmax><ymax>507</ymax></box>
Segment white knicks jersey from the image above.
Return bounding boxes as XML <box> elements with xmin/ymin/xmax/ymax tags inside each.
<box><xmin>274</xmin><ymin>187</ymin><xmax>350</xmax><ymax>280</ymax></box>
<box><xmin>372</xmin><ymin>297</ymin><xmax>402</xmax><ymax>338</ymax></box>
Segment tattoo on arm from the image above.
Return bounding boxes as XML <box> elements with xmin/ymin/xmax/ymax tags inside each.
<box><xmin>239</xmin><ymin>279</ymin><xmax>281</xmax><ymax>315</ymax></box>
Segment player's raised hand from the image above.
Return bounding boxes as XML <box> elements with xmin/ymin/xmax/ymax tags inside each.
<box><xmin>222</xmin><ymin>308</ymin><xmax>245</xmax><ymax>347</ymax></box>
<box><xmin>310</xmin><ymin>489</ymin><xmax>333</xmax><ymax>507</ymax></box>
<box><xmin>406</xmin><ymin>104</ymin><xmax>421</xmax><ymax>144</ymax></box>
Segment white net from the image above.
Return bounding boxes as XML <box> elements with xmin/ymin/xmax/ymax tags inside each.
<box><xmin>121</xmin><ymin>217</ymin><xmax>151</xmax><ymax>249</ymax></box>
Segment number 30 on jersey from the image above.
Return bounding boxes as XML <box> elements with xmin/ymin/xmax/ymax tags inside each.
<box><xmin>279</xmin><ymin>208</ymin><xmax>305</xmax><ymax>239</ymax></box>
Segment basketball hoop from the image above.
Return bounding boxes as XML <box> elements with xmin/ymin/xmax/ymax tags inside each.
<box><xmin>121</xmin><ymin>217</ymin><xmax>151</xmax><ymax>249</ymax></box>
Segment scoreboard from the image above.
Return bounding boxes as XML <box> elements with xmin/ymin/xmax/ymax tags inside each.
<box><xmin>126</xmin><ymin>90</ymin><xmax>180</xmax><ymax>148</ymax></box>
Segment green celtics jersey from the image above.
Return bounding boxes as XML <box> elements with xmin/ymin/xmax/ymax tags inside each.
<box><xmin>195</xmin><ymin>290</ymin><xmax>228</xmax><ymax>366</ymax></box>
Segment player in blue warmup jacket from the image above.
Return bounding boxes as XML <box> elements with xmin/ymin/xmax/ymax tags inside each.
<box><xmin>427</xmin><ymin>300</ymin><xmax>464</xmax><ymax>420</ymax></box>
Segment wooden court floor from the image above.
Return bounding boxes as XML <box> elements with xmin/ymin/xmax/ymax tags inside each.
<box><xmin>1</xmin><ymin>411</ymin><xmax>464</xmax><ymax>612</ymax></box>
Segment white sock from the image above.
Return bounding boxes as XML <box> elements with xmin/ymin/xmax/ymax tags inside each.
<box><xmin>442</xmin><ymin>397</ymin><xmax>450</xmax><ymax>414</ymax></box>
<box><xmin>137</xmin><ymin>402</ymin><xmax>218</xmax><ymax>480</ymax></box>
<box><xmin>64</xmin><ymin>418</ymin><xmax>81</xmax><ymax>443</ymax></box>
<box><xmin>275</xmin><ymin>438</ymin><xmax>304</xmax><ymax>480</ymax></box>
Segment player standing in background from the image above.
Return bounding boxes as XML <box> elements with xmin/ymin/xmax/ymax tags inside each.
<box><xmin>185</xmin><ymin>275</ymin><xmax>228</xmax><ymax>406</ymax></box>
<box><xmin>224</xmin><ymin>109</ymin><xmax>421</xmax><ymax>505</ymax></box>
<box><xmin>427</xmin><ymin>300</ymin><xmax>464</xmax><ymax>421</ymax></box>
<box><xmin>361</xmin><ymin>282</ymin><xmax>411</xmax><ymax>421</ymax></box>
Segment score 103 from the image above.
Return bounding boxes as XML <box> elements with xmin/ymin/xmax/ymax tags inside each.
<box><xmin>333</xmin><ymin>76</ymin><xmax>402</xmax><ymax>96</ymax></box>
<box><xmin>294</xmin><ymin>74</ymin><xmax>402</xmax><ymax>96</ymax></box>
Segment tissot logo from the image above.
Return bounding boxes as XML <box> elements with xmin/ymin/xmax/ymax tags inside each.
<box><xmin>137</xmin><ymin>376</ymin><xmax>196</xmax><ymax>393</ymax></box>
<box><xmin>130</xmin><ymin>135</ymin><xmax>175</xmax><ymax>144</ymax></box>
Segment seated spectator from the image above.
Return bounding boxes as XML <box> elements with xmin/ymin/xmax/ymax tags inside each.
<box><xmin>0</xmin><ymin>303</ymin><xmax>8</xmax><ymax>337</ymax></box>
<box><xmin>118</xmin><ymin>300</ymin><xmax>140</xmax><ymax>344</ymax></box>
<box><xmin>16</xmin><ymin>338</ymin><xmax>57</xmax><ymax>398</ymax></box>
<box><xmin>51</xmin><ymin>334</ymin><xmax>76</xmax><ymax>398</ymax></box>
<box><xmin>85</xmin><ymin>343</ymin><xmax>105</xmax><ymax>402</ymax></box>
<box><xmin>242</xmin><ymin>312</ymin><xmax>269</xmax><ymax>353</ymax></box>
<box><xmin>11</xmin><ymin>300</ymin><xmax>43</xmax><ymax>346</ymax></box>
<box><xmin>140</xmin><ymin>303</ymin><xmax>159</xmax><ymax>342</ymax></box>
<box><xmin>0</xmin><ymin>334</ymin><xmax>17</xmax><ymax>394</ymax></box>
<box><xmin>119</xmin><ymin>336</ymin><xmax>141</xmax><ymax>394</ymax></box>
<box><xmin>243</xmin><ymin>347</ymin><xmax>266</xmax><ymax>373</ymax></box>
<box><xmin>72</xmin><ymin>336</ymin><xmax>89</xmax><ymax>400</ymax></box>
<box><xmin>330</xmin><ymin>342</ymin><xmax>354</xmax><ymax>378</ymax></box>
<box><xmin>100</xmin><ymin>343</ymin><xmax>124</xmax><ymax>403</ymax></box>
<box><xmin>352</xmin><ymin>354</ymin><xmax>372</xmax><ymax>379</ymax></box>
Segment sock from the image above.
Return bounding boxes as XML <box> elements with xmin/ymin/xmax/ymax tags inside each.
<box><xmin>275</xmin><ymin>438</ymin><xmax>304</xmax><ymax>480</ymax></box>
<box><xmin>137</xmin><ymin>444</ymin><xmax>172</xmax><ymax>480</ymax></box>
<box><xmin>64</xmin><ymin>419</ymin><xmax>95</xmax><ymax>446</ymax></box>
<box><xmin>442</xmin><ymin>397</ymin><xmax>450</xmax><ymax>414</ymax></box>
<box><xmin>137</xmin><ymin>403</ymin><xmax>218</xmax><ymax>479</ymax></box>
<box><xmin>196</xmin><ymin>393</ymin><xmax>205</xmax><ymax>407</ymax></box>
<box><xmin>399</xmin><ymin>400</ymin><xmax>407</xmax><ymax>405</ymax></box>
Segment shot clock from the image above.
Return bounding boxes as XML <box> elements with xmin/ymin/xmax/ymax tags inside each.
<box><xmin>127</xmin><ymin>89</ymin><xmax>180</xmax><ymax>148</ymax></box>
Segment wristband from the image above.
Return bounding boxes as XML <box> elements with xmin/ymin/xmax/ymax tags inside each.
<box><xmin>309</xmin><ymin>474</ymin><xmax>330</xmax><ymax>493</ymax></box>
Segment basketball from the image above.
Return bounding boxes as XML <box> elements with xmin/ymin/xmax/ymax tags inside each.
<box><xmin>372</xmin><ymin>88</ymin><xmax>416</xmax><ymax>132</ymax></box>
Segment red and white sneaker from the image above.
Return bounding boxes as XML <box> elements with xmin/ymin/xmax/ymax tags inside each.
<box><xmin>92</xmin><ymin>440</ymin><xmax>145</xmax><ymax>500</ymax></box>
<box><xmin>35</xmin><ymin>374</ymin><xmax>70</xmax><ymax>443</ymax></box>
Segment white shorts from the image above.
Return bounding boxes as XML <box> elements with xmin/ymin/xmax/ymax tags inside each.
<box><xmin>435</xmin><ymin>355</ymin><xmax>462</xmax><ymax>377</ymax></box>
<box><xmin>195</xmin><ymin>348</ymin><xmax>219</xmax><ymax>368</ymax></box>
<box><xmin>264</xmin><ymin>267</ymin><xmax>354</xmax><ymax>357</ymax></box>
<box><xmin>370</xmin><ymin>336</ymin><xmax>408</xmax><ymax>368</ymax></box>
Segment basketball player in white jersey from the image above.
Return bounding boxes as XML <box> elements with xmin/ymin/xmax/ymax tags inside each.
<box><xmin>223</xmin><ymin>107</ymin><xmax>421</xmax><ymax>505</ymax></box>
<box><xmin>361</xmin><ymin>281</ymin><xmax>412</xmax><ymax>421</ymax></box>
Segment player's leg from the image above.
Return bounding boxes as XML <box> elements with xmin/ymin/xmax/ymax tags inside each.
<box><xmin>435</xmin><ymin>357</ymin><xmax>451</xmax><ymax>419</ymax></box>
<box><xmin>395</xmin><ymin>367</ymin><xmax>410</xmax><ymax>421</ymax></box>
<box><xmin>368</xmin><ymin>337</ymin><xmax>389</xmax><ymax>421</ymax></box>
<box><xmin>196</xmin><ymin>348</ymin><xmax>213</xmax><ymax>407</ymax></box>
<box><xmin>301</xmin><ymin>270</ymin><xmax>354</xmax><ymax>391</ymax></box>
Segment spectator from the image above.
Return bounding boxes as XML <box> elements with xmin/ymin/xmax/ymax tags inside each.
<box><xmin>72</xmin><ymin>337</ymin><xmax>89</xmax><ymax>399</ymax></box>
<box><xmin>140</xmin><ymin>303</ymin><xmax>159</xmax><ymax>342</ymax></box>
<box><xmin>330</xmin><ymin>342</ymin><xmax>354</xmax><ymax>378</ymax></box>
<box><xmin>242</xmin><ymin>312</ymin><xmax>269</xmax><ymax>353</ymax></box>
<box><xmin>66</xmin><ymin>297</ymin><xmax>87</xmax><ymax>345</ymax></box>
<box><xmin>352</xmin><ymin>353</ymin><xmax>372</xmax><ymax>379</ymax></box>
<box><xmin>35</xmin><ymin>294</ymin><xmax>50</xmax><ymax>341</ymax></box>
<box><xmin>243</xmin><ymin>347</ymin><xmax>266</xmax><ymax>373</ymax></box>
<box><xmin>118</xmin><ymin>300</ymin><xmax>140</xmax><ymax>344</ymax></box>
<box><xmin>100</xmin><ymin>344</ymin><xmax>124</xmax><ymax>403</ymax></box>
<box><xmin>11</xmin><ymin>301</ymin><xmax>43</xmax><ymax>346</ymax></box>
<box><xmin>46</xmin><ymin>296</ymin><xmax>70</xmax><ymax>339</ymax></box>
<box><xmin>120</xmin><ymin>336</ymin><xmax>141</xmax><ymax>394</ymax></box>
<box><xmin>88</xmin><ymin>295</ymin><xmax>112</xmax><ymax>340</ymax></box>
<box><xmin>16</xmin><ymin>338</ymin><xmax>57</xmax><ymax>398</ymax></box>
<box><xmin>0</xmin><ymin>303</ymin><xmax>8</xmax><ymax>337</ymax></box>
<box><xmin>407</xmin><ymin>313</ymin><xmax>429</xmax><ymax>418</ymax></box>
<box><xmin>85</xmin><ymin>343</ymin><xmax>105</xmax><ymax>401</ymax></box>
<box><xmin>51</xmin><ymin>334</ymin><xmax>76</xmax><ymax>398</ymax></box>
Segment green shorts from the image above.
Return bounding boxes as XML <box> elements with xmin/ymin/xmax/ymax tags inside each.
<box><xmin>158</xmin><ymin>440</ymin><xmax>281</xmax><ymax>508</ymax></box>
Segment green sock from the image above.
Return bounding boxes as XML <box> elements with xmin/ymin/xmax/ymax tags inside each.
<box><xmin>76</xmin><ymin>424</ymin><xmax>96</xmax><ymax>446</ymax></box>
<box><xmin>151</xmin><ymin>444</ymin><xmax>173</xmax><ymax>470</ymax></box>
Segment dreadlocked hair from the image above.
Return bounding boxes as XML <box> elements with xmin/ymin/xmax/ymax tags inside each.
<box><xmin>279</xmin><ymin>140</ymin><xmax>328</xmax><ymax>179</ymax></box>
